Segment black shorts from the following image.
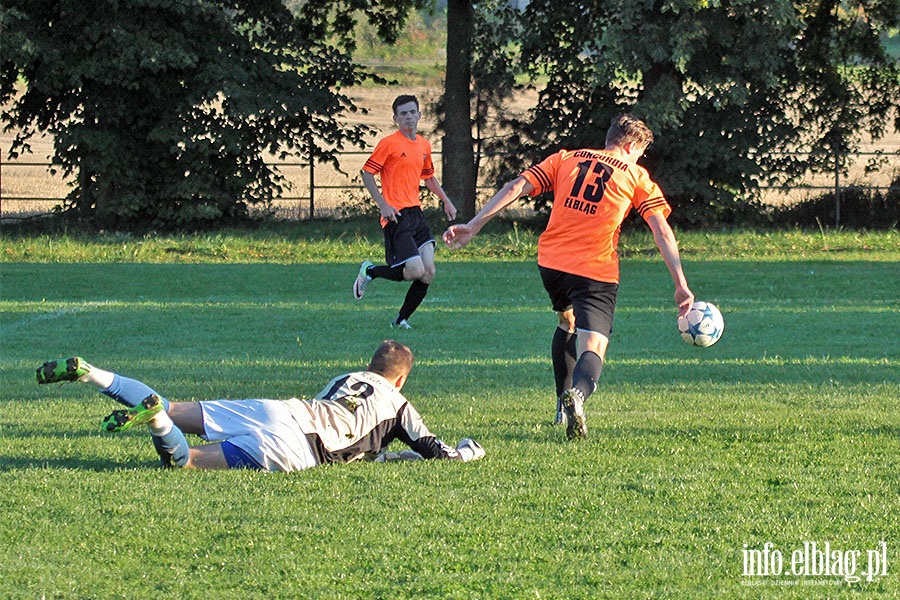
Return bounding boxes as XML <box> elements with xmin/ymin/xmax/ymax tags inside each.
<box><xmin>383</xmin><ymin>206</ymin><xmax>435</xmax><ymax>267</ymax></box>
<box><xmin>538</xmin><ymin>266</ymin><xmax>618</xmax><ymax>336</ymax></box>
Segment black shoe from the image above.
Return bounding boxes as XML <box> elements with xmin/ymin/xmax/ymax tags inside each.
<box><xmin>558</xmin><ymin>388</ymin><xmax>587</xmax><ymax>440</ymax></box>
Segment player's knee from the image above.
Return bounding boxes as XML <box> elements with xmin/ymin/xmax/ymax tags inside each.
<box><xmin>421</xmin><ymin>264</ymin><xmax>436</xmax><ymax>284</ymax></box>
<box><xmin>558</xmin><ymin>311</ymin><xmax>575</xmax><ymax>333</ymax></box>
<box><xmin>404</xmin><ymin>261</ymin><xmax>426</xmax><ymax>281</ymax></box>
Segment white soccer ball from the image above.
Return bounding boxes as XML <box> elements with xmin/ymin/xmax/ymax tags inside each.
<box><xmin>677</xmin><ymin>301</ymin><xmax>724</xmax><ymax>347</ymax></box>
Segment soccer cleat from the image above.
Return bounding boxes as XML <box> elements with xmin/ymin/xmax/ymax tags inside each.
<box><xmin>36</xmin><ymin>357</ymin><xmax>92</xmax><ymax>384</ymax></box>
<box><xmin>553</xmin><ymin>395</ymin><xmax>568</xmax><ymax>426</ymax></box>
<box><xmin>559</xmin><ymin>388</ymin><xmax>587</xmax><ymax>440</ymax></box>
<box><xmin>100</xmin><ymin>394</ymin><xmax>164</xmax><ymax>432</ymax></box>
<box><xmin>353</xmin><ymin>260</ymin><xmax>374</xmax><ymax>300</ymax></box>
<box><xmin>391</xmin><ymin>318</ymin><xmax>412</xmax><ymax>330</ymax></box>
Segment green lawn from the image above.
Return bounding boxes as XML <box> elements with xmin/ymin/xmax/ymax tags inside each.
<box><xmin>1</xmin><ymin>227</ymin><xmax>898</xmax><ymax>598</ymax></box>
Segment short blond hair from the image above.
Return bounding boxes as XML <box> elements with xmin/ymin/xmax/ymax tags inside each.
<box><xmin>605</xmin><ymin>113</ymin><xmax>654</xmax><ymax>149</ymax></box>
<box><xmin>367</xmin><ymin>340</ymin><xmax>414</xmax><ymax>380</ymax></box>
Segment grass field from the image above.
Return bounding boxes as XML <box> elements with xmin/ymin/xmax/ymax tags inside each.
<box><xmin>1</xmin><ymin>226</ymin><xmax>899</xmax><ymax>598</ymax></box>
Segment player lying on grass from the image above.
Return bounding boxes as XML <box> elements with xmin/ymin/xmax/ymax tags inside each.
<box><xmin>35</xmin><ymin>340</ymin><xmax>485</xmax><ymax>470</ymax></box>
<box><xmin>443</xmin><ymin>114</ymin><xmax>694</xmax><ymax>441</ymax></box>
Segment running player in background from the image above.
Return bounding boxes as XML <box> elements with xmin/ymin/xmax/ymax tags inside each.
<box><xmin>443</xmin><ymin>114</ymin><xmax>694</xmax><ymax>440</ymax></box>
<box><xmin>35</xmin><ymin>341</ymin><xmax>485</xmax><ymax>470</ymax></box>
<box><xmin>353</xmin><ymin>94</ymin><xmax>458</xmax><ymax>330</ymax></box>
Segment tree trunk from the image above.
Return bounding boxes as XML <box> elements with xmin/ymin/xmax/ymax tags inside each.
<box><xmin>443</xmin><ymin>0</ymin><xmax>477</xmax><ymax>221</ymax></box>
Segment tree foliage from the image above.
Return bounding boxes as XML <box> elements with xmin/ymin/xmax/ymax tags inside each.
<box><xmin>475</xmin><ymin>0</ymin><xmax>900</xmax><ymax>226</ymax></box>
<box><xmin>3</xmin><ymin>1</ymin><xmax>897</xmax><ymax>230</ymax></box>
<box><xmin>0</xmin><ymin>0</ymin><xmax>425</xmax><ymax>230</ymax></box>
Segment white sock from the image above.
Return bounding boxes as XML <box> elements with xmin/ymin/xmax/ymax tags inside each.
<box><xmin>147</xmin><ymin>411</ymin><xmax>174</xmax><ymax>437</ymax></box>
<box><xmin>83</xmin><ymin>367</ymin><xmax>115</xmax><ymax>389</ymax></box>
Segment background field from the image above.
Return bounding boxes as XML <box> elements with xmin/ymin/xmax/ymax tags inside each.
<box><xmin>1</xmin><ymin>228</ymin><xmax>899</xmax><ymax>598</ymax></box>
<box><xmin>2</xmin><ymin>83</ymin><xmax>897</xmax><ymax>220</ymax></box>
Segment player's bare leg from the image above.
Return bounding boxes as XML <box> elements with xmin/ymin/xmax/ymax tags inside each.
<box><xmin>576</xmin><ymin>329</ymin><xmax>609</xmax><ymax>361</ymax></box>
<box><xmin>406</xmin><ymin>242</ymin><xmax>436</xmax><ymax>284</ymax></box>
<box><xmin>167</xmin><ymin>402</ymin><xmax>206</xmax><ymax>436</ymax></box>
<box><xmin>186</xmin><ymin>443</ymin><xmax>230</xmax><ymax>470</ymax></box>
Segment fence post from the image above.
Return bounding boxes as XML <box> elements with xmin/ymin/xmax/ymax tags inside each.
<box><xmin>308</xmin><ymin>141</ymin><xmax>315</xmax><ymax>220</ymax></box>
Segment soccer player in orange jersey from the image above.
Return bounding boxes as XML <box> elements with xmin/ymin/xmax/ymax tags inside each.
<box><xmin>353</xmin><ymin>95</ymin><xmax>458</xmax><ymax>329</ymax></box>
<box><xmin>443</xmin><ymin>114</ymin><xmax>694</xmax><ymax>440</ymax></box>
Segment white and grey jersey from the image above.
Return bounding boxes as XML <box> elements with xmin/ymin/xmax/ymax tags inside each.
<box><xmin>284</xmin><ymin>371</ymin><xmax>463</xmax><ymax>464</ymax></box>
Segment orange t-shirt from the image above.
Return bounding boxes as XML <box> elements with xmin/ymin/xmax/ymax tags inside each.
<box><xmin>363</xmin><ymin>131</ymin><xmax>435</xmax><ymax>212</ymax></box>
<box><xmin>522</xmin><ymin>148</ymin><xmax>671</xmax><ymax>284</ymax></box>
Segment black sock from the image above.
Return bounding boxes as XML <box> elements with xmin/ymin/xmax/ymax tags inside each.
<box><xmin>572</xmin><ymin>350</ymin><xmax>603</xmax><ymax>400</ymax></box>
<box><xmin>551</xmin><ymin>328</ymin><xmax>577</xmax><ymax>397</ymax></box>
<box><xmin>398</xmin><ymin>280</ymin><xmax>429</xmax><ymax>321</ymax></box>
<box><xmin>368</xmin><ymin>264</ymin><xmax>405</xmax><ymax>282</ymax></box>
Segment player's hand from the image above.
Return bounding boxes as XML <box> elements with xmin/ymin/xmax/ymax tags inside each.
<box><xmin>456</xmin><ymin>438</ymin><xmax>485</xmax><ymax>462</ymax></box>
<box><xmin>443</xmin><ymin>199</ymin><xmax>458</xmax><ymax>222</ymax></box>
<box><xmin>442</xmin><ymin>224</ymin><xmax>474</xmax><ymax>250</ymax></box>
<box><xmin>675</xmin><ymin>286</ymin><xmax>694</xmax><ymax>319</ymax></box>
<box><xmin>380</xmin><ymin>205</ymin><xmax>400</xmax><ymax>222</ymax></box>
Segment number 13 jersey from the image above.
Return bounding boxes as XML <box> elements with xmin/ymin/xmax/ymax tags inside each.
<box><xmin>522</xmin><ymin>148</ymin><xmax>671</xmax><ymax>284</ymax></box>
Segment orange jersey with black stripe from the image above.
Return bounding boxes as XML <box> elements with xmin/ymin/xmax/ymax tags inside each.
<box><xmin>522</xmin><ymin>148</ymin><xmax>671</xmax><ymax>283</ymax></box>
<box><xmin>363</xmin><ymin>131</ymin><xmax>435</xmax><ymax>211</ymax></box>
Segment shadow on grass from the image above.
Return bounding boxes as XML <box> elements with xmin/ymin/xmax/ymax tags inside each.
<box><xmin>0</xmin><ymin>456</ymin><xmax>155</xmax><ymax>472</ymax></box>
<box><xmin>1</xmin><ymin>426</ymin><xmax>161</xmax><ymax>472</ymax></box>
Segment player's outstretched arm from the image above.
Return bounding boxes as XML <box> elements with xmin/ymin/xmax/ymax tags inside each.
<box><xmin>442</xmin><ymin>176</ymin><xmax>533</xmax><ymax>250</ymax></box>
<box><xmin>378</xmin><ymin>439</ymin><xmax>484</xmax><ymax>463</ymax></box>
<box><xmin>646</xmin><ymin>213</ymin><xmax>694</xmax><ymax>318</ymax></box>
<box><xmin>398</xmin><ymin>401</ymin><xmax>485</xmax><ymax>462</ymax></box>
<box><xmin>405</xmin><ymin>435</ymin><xmax>486</xmax><ymax>462</ymax></box>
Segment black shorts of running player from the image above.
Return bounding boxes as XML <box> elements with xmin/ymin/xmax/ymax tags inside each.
<box><xmin>383</xmin><ymin>206</ymin><xmax>435</xmax><ymax>268</ymax></box>
<box><xmin>538</xmin><ymin>266</ymin><xmax>619</xmax><ymax>337</ymax></box>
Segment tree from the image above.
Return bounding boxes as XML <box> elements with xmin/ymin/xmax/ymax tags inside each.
<box><xmin>498</xmin><ymin>0</ymin><xmax>900</xmax><ymax>226</ymax></box>
<box><xmin>0</xmin><ymin>0</ymin><xmax>425</xmax><ymax>230</ymax></box>
<box><xmin>441</xmin><ymin>0</ymin><xmax>478</xmax><ymax>220</ymax></box>
<box><xmin>432</xmin><ymin>0</ymin><xmax>522</xmax><ymax>221</ymax></box>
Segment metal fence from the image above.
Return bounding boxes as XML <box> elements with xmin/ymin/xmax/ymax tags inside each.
<box><xmin>2</xmin><ymin>148</ymin><xmax>897</xmax><ymax>225</ymax></box>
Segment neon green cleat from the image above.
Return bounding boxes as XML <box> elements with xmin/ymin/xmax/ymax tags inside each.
<box><xmin>101</xmin><ymin>394</ymin><xmax>164</xmax><ymax>432</ymax></box>
<box><xmin>36</xmin><ymin>357</ymin><xmax>92</xmax><ymax>384</ymax></box>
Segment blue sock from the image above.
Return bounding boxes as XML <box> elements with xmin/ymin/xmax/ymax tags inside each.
<box><xmin>151</xmin><ymin>426</ymin><xmax>190</xmax><ymax>468</ymax></box>
<box><xmin>101</xmin><ymin>374</ymin><xmax>170</xmax><ymax>411</ymax></box>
